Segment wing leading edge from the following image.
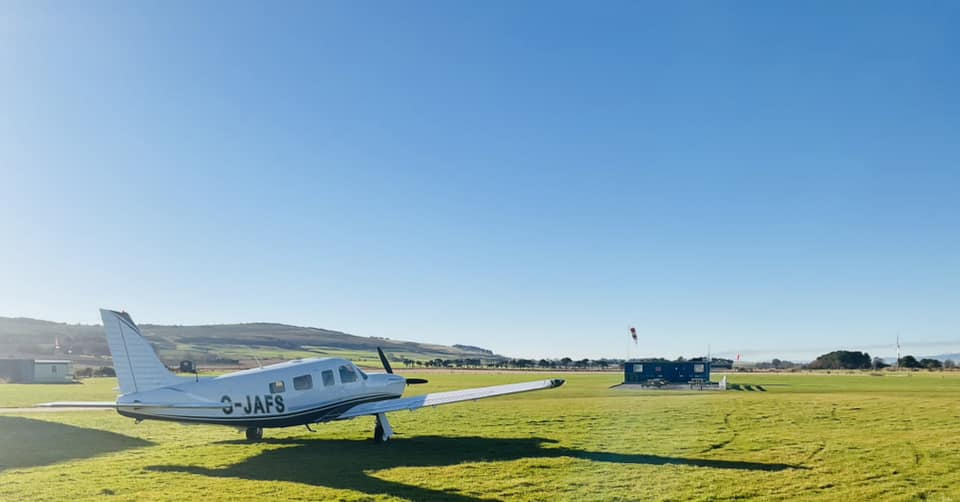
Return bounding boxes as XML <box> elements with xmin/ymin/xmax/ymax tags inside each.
<box><xmin>336</xmin><ymin>378</ymin><xmax>565</xmax><ymax>420</ymax></box>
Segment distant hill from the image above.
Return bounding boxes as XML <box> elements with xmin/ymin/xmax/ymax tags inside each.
<box><xmin>0</xmin><ymin>316</ymin><xmax>503</xmax><ymax>367</ymax></box>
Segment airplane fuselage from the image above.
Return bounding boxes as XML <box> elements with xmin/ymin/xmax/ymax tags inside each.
<box><xmin>116</xmin><ymin>358</ymin><xmax>406</xmax><ymax>428</ymax></box>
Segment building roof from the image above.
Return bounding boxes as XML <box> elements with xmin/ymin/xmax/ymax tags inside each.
<box><xmin>33</xmin><ymin>360</ymin><xmax>72</xmax><ymax>364</ymax></box>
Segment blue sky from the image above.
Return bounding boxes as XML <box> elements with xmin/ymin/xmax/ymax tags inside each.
<box><xmin>2</xmin><ymin>2</ymin><xmax>958</xmax><ymax>360</ymax></box>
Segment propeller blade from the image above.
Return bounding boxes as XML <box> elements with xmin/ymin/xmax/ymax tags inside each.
<box><xmin>405</xmin><ymin>378</ymin><xmax>429</xmax><ymax>385</ymax></box>
<box><xmin>377</xmin><ymin>347</ymin><xmax>394</xmax><ymax>374</ymax></box>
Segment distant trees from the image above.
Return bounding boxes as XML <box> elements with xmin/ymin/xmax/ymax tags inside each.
<box><xmin>892</xmin><ymin>355</ymin><xmax>947</xmax><ymax>370</ymax></box>
<box><xmin>74</xmin><ymin>366</ymin><xmax>116</xmax><ymax>378</ymax></box>
<box><xmin>755</xmin><ymin>358</ymin><xmax>798</xmax><ymax>370</ymax></box>
<box><xmin>399</xmin><ymin>357</ymin><xmax>623</xmax><ymax>371</ymax></box>
<box><xmin>945</xmin><ymin>359</ymin><xmax>957</xmax><ymax>369</ymax></box>
<box><xmin>807</xmin><ymin>351</ymin><xmax>872</xmax><ymax>370</ymax></box>
<box><xmin>899</xmin><ymin>355</ymin><xmax>923</xmax><ymax>369</ymax></box>
<box><xmin>872</xmin><ymin>357</ymin><xmax>890</xmax><ymax>370</ymax></box>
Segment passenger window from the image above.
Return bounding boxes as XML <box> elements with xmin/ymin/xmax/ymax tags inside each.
<box><xmin>338</xmin><ymin>365</ymin><xmax>357</xmax><ymax>383</ymax></box>
<box><xmin>293</xmin><ymin>374</ymin><xmax>312</xmax><ymax>390</ymax></box>
<box><xmin>322</xmin><ymin>370</ymin><xmax>334</xmax><ymax>387</ymax></box>
<box><xmin>269</xmin><ymin>380</ymin><xmax>285</xmax><ymax>393</ymax></box>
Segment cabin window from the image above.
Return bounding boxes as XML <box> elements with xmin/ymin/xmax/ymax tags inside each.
<box><xmin>338</xmin><ymin>365</ymin><xmax>357</xmax><ymax>383</ymax></box>
<box><xmin>269</xmin><ymin>380</ymin><xmax>285</xmax><ymax>393</ymax></box>
<box><xmin>322</xmin><ymin>369</ymin><xmax>334</xmax><ymax>387</ymax></box>
<box><xmin>694</xmin><ymin>364</ymin><xmax>705</xmax><ymax>373</ymax></box>
<box><xmin>322</xmin><ymin>370</ymin><xmax>336</xmax><ymax>387</ymax></box>
<box><xmin>293</xmin><ymin>374</ymin><xmax>312</xmax><ymax>390</ymax></box>
<box><xmin>633</xmin><ymin>364</ymin><xmax>643</xmax><ymax>373</ymax></box>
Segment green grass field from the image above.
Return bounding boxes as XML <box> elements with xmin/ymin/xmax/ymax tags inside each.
<box><xmin>2</xmin><ymin>372</ymin><xmax>959</xmax><ymax>501</ymax></box>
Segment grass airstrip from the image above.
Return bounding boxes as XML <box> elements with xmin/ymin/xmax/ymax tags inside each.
<box><xmin>2</xmin><ymin>371</ymin><xmax>959</xmax><ymax>501</ymax></box>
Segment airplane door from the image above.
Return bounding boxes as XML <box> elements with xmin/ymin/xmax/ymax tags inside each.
<box><xmin>320</xmin><ymin>368</ymin><xmax>340</xmax><ymax>401</ymax></box>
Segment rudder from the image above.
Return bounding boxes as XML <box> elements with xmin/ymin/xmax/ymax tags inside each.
<box><xmin>100</xmin><ymin>309</ymin><xmax>183</xmax><ymax>395</ymax></box>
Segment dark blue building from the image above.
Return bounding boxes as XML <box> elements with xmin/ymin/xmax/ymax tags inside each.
<box><xmin>623</xmin><ymin>360</ymin><xmax>710</xmax><ymax>385</ymax></box>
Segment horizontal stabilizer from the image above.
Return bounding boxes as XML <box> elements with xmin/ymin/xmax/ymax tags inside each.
<box><xmin>336</xmin><ymin>378</ymin><xmax>564</xmax><ymax>419</ymax></box>
<box><xmin>37</xmin><ymin>401</ymin><xmax>118</xmax><ymax>408</ymax></box>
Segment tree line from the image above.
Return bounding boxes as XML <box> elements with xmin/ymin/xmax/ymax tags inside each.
<box><xmin>400</xmin><ymin>357</ymin><xmax>619</xmax><ymax>370</ymax></box>
<box><xmin>799</xmin><ymin>350</ymin><xmax>955</xmax><ymax>370</ymax></box>
<box><xmin>399</xmin><ymin>356</ymin><xmax>735</xmax><ymax>370</ymax></box>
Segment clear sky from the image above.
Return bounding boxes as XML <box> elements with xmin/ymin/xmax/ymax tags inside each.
<box><xmin>2</xmin><ymin>2</ymin><xmax>958</xmax><ymax>361</ymax></box>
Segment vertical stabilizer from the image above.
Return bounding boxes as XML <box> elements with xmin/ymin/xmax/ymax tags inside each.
<box><xmin>100</xmin><ymin>309</ymin><xmax>183</xmax><ymax>395</ymax></box>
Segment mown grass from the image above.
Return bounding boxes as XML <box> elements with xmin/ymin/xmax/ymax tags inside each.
<box><xmin>2</xmin><ymin>372</ymin><xmax>959</xmax><ymax>501</ymax></box>
<box><xmin>0</xmin><ymin>378</ymin><xmax>118</xmax><ymax>407</ymax></box>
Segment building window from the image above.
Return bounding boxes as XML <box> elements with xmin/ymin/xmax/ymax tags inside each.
<box><xmin>694</xmin><ymin>364</ymin><xmax>705</xmax><ymax>373</ymax></box>
<box><xmin>293</xmin><ymin>374</ymin><xmax>312</xmax><ymax>390</ymax></box>
<box><xmin>322</xmin><ymin>370</ymin><xmax>334</xmax><ymax>387</ymax></box>
<box><xmin>633</xmin><ymin>364</ymin><xmax>643</xmax><ymax>373</ymax></box>
<box><xmin>269</xmin><ymin>380</ymin><xmax>285</xmax><ymax>394</ymax></box>
<box><xmin>52</xmin><ymin>365</ymin><xmax>57</xmax><ymax>374</ymax></box>
<box><xmin>338</xmin><ymin>365</ymin><xmax>357</xmax><ymax>383</ymax></box>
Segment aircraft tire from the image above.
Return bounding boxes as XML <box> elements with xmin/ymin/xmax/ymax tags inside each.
<box><xmin>246</xmin><ymin>427</ymin><xmax>263</xmax><ymax>441</ymax></box>
<box><xmin>373</xmin><ymin>422</ymin><xmax>385</xmax><ymax>443</ymax></box>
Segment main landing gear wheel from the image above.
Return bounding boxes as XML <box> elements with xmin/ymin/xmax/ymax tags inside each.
<box><xmin>373</xmin><ymin>413</ymin><xmax>393</xmax><ymax>443</ymax></box>
<box><xmin>246</xmin><ymin>427</ymin><xmax>263</xmax><ymax>441</ymax></box>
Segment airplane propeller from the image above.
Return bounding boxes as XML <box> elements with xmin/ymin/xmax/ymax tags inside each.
<box><xmin>377</xmin><ymin>347</ymin><xmax>428</xmax><ymax>385</ymax></box>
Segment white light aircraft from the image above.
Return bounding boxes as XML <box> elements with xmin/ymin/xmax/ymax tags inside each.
<box><xmin>43</xmin><ymin>309</ymin><xmax>564</xmax><ymax>442</ymax></box>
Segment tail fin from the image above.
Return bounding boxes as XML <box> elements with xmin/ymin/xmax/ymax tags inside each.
<box><xmin>100</xmin><ymin>309</ymin><xmax>183</xmax><ymax>395</ymax></box>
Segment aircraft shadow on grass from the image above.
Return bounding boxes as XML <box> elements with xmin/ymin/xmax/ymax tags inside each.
<box><xmin>0</xmin><ymin>416</ymin><xmax>153</xmax><ymax>472</ymax></box>
<box><xmin>148</xmin><ymin>435</ymin><xmax>806</xmax><ymax>501</ymax></box>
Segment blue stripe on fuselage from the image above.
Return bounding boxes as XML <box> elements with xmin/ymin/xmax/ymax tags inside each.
<box><xmin>116</xmin><ymin>393</ymin><xmax>397</xmax><ymax>428</ymax></box>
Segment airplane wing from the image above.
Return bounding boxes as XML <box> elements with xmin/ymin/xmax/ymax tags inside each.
<box><xmin>38</xmin><ymin>401</ymin><xmax>226</xmax><ymax>409</ymax></box>
<box><xmin>336</xmin><ymin>378</ymin><xmax>564</xmax><ymax>420</ymax></box>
